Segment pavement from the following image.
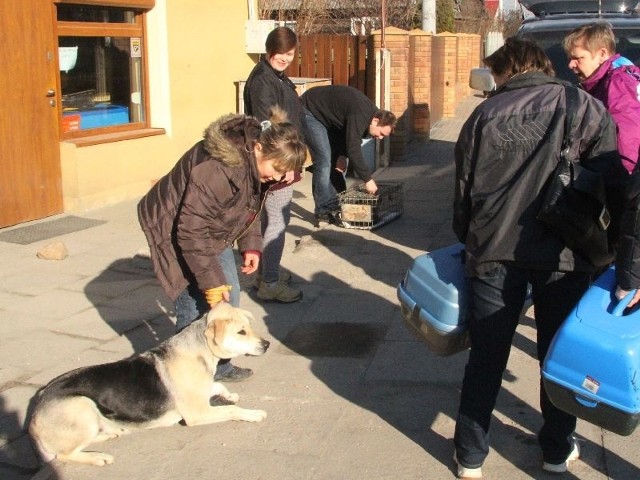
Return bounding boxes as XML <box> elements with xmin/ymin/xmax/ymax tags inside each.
<box><xmin>1</xmin><ymin>94</ymin><xmax>639</xmax><ymax>480</ymax></box>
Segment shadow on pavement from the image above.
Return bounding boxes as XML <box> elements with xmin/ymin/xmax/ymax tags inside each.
<box><xmin>84</xmin><ymin>255</ymin><xmax>175</xmax><ymax>354</ymax></box>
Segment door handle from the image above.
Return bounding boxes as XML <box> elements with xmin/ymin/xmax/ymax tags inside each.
<box><xmin>46</xmin><ymin>89</ymin><xmax>56</xmax><ymax>97</ymax></box>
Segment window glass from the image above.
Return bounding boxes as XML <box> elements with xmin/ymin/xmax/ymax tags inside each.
<box><xmin>57</xmin><ymin>5</ymin><xmax>135</xmax><ymax>23</ymax></box>
<box><xmin>57</xmin><ymin>5</ymin><xmax>146</xmax><ymax>136</ymax></box>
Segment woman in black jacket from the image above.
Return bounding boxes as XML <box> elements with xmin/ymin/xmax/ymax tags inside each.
<box><xmin>244</xmin><ymin>26</ymin><xmax>304</xmax><ymax>303</ymax></box>
<box><xmin>452</xmin><ymin>37</ymin><xmax>626</xmax><ymax>478</ymax></box>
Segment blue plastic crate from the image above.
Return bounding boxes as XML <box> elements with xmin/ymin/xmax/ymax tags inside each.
<box><xmin>543</xmin><ymin>267</ymin><xmax>640</xmax><ymax>435</ymax></box>
<box><xmin>63</xmin><ymin>104</ymin><xmax>129</xmax><ymax>131</ymax></box>
<box><xmin>396</xmin><ymin>243</ymin><xmax>470</xmax><ymax>356</ymax></box>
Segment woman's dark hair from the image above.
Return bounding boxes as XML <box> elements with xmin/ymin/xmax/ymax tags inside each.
<box><xmin>484</xmin><ymin>37</ymin><xmax>555</xmax><ymax>78</ymax></box>
<box><xmin>265</xmin><ymin>26</ymin><xmax>298</xmax><ymax>57</ymax></box>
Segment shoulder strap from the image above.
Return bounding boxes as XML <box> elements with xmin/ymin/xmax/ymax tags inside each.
<box><xmin>561</xmin><ymin>85</ymin><xmax>579</xmax><ymax>160</ymax></box>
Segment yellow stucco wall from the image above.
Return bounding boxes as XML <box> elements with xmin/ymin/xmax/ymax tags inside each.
<box><xmin>60</xmin><ymin>0</ymin><xmax>259</xmax><ymax>212</ymax></box>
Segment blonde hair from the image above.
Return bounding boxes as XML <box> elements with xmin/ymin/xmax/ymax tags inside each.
<box><xmin>563</xmin><ymin>22</ymin><xmax>616</xmax><ymax>55</ymax></box>
<box><xmin>258</xmin><ymin>107</ymin><xmax>307</xmax><ymax>173</ymax></box>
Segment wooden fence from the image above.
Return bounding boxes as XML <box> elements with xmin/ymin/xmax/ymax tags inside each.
<box><xmin>285</xmin><ymin>34</ymin><xmax>370</xmax><ymax>93</ymax></box>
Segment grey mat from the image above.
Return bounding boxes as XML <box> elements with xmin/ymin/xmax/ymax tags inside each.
<box><xmin>0</xmin><ymin>216</ymin><xmax>106</xmax><ymax>245</ymax></box>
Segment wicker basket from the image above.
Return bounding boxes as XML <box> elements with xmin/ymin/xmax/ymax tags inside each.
<box><xmin>338</xmin><ymin>182</ymin><xmax>403</xmax><ymax>230</ymax></box>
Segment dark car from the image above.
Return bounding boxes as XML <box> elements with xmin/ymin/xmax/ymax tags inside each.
<box><xmin>470</xmin><ymin>0</ymin><xmax>640</xmax><ymax>91</ymax></box>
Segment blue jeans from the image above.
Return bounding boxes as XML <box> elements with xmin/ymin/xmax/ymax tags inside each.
<box><xmin>174</xmin><ymin>247</ymin><xmax>240</xmax><ymax>376</ymax></box>
<box><xmin>454</xmin><ymin>263</ymin><xmax>590</xmax><ymax>468</ymax></box>
<box><xmin>302</xmin><ymin>109</ymin><xmax>343</xmax><ymax>216</ymax></box>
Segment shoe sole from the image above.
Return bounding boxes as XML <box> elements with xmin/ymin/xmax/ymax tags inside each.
<box><xmin>257</xmin><ymin>293</ymin><xmax>303</xmax><ymax>303</ymax></box>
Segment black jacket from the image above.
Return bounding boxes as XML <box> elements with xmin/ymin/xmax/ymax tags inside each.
<box><xmin>616</xmin><ymin>170</ymin><xmax>640</xmax><ymax>289</ymax></box>
<box><xmin>243</xmin><ymin>58</ymin><xmax>303</xmax><ymax>132</ymax></box>
<box><xmin>301</xmin><ymin>85</ymin><xmax>378</xmax><ymax>182</ymax></box>
<box><xmin>453</xmin><ymin>71</ymin><xmax>626</xmax><ymax>275</ymax></box>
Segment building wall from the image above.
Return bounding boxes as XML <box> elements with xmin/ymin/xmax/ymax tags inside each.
<box><xmin>60</xmin><ymin>0</ymin><xmax>258</xmax><ymax>212</ymax></box>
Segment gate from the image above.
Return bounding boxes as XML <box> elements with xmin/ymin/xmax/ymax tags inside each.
<box><xmin>285</xmin><ymin>34</ymin><xmax>370</xmax><ymax>93</ymax></box>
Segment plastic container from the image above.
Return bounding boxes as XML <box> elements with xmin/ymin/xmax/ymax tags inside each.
<box><xmin>396</xmin><ymin>243</ymin><xmax>470</xmax><ymax>356</ymax></box>
<box><xmin>542</xmin><ymin>267</ymin><xmax>640</xmax><ymax>435</ymax></box>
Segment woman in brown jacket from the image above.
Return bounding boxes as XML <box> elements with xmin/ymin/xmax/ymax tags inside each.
<box><xmin>138</xmin><ymin>110</ymin><xmax>306</xmax><ymax>382</ymax></box>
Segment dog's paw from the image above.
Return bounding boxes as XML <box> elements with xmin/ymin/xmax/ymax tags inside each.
<box><xmin>240</xmin><ymin>408</ymin><xmax>267</xmax><ymax>422</ymax></box>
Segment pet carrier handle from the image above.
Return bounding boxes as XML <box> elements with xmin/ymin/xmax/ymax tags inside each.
<box><xmin>612</xmin><ymin>289</ymin><xmax>639</xmax><ymax>317</ymax></box>
<box><xmin>574</xmin><ymin>394</ymin><xmax>599</xmax><ymax>408</ymax></box>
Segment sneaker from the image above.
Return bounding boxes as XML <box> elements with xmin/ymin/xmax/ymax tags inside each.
<box><xmin>257</xmin><ymin>281</ymin><xmax>302</xmax><ymax>303</ymax></box>
<box><xmin>542</xmin><ymin>439</ymin><xmax>580</xmax><ymax>473</ymax></box>
<box><xmin>315</xmin><ymin>210</ymin><xmax>343</xmax><ymax>228</ymax></box>
<box><xmin>454</xmin><ymin>453</ymin><xmax>482</xmax><ymax>479</ymax></box>
<box><xmin>213</xmin><ymin>365</ymin><xmax>253</xmax><ymax>383</ymax></box>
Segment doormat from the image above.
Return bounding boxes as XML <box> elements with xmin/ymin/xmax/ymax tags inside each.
<box><xmin>0</xmin><ymin>216</ymin><xmax>107</xmax><ymax>245</ymax></box>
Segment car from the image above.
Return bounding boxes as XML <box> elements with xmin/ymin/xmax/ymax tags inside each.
<box><xmin>469</xmin><ymin>0</ymin><xmax>640</xmax><ymax>92</ymax></box>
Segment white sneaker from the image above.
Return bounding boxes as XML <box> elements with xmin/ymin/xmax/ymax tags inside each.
<box><xmin>542</xmin><ymin>439</ymin><xmax>580</xmax><ymax>473</ymax></box>
<box><xmin>454</xmin><ymin>453</ymin><xmax>482</xmax><ymax>479</ymax></box>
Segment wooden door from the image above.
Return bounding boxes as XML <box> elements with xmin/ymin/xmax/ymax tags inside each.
<box><xmin>0</xmin><ymin>0</ymin><xmax>63</xmax><ymax>228</ymax></box>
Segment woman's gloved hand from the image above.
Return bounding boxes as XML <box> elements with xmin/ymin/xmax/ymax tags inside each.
<box><xmin>203</xmin><ymin>285</ymin><xmax>232</xmax><ymax>308</ymax></box>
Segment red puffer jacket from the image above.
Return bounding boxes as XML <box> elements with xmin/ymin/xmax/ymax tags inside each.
<box><xmin>138</xmin><ymin>114</ymin><xmax>264</xmax><ymax>301</ymax></box>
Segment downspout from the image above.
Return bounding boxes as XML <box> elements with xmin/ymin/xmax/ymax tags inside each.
<box><xmin>248</xmin><ymin>0</ymin><xmax>257</xmax><ymax>20</ymax></box>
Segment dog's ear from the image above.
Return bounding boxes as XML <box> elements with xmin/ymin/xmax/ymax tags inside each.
<box><xmin>235</xmin><ymin>308</ymin><xmax>255</xmax><ymax>324</ymax></box>
<box><xmin>206</xmin><ymin>303</ymin><xmax>233</xmax><ymax>325</ymax></box>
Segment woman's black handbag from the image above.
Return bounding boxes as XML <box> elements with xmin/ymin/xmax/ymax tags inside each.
<box><xmin>536</xmin><ymin>86</ymin><xmax>614</xmax><ymax>267</ymax></box>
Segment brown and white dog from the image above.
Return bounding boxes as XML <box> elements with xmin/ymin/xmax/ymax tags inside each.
<box><xmin>28</xmin><ymin>303</ymin><xmax>269</xmax><ymax>466</ymax></box>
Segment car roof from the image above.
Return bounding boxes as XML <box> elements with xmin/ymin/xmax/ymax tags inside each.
<box><xmin>519</xmin><ymin>13</ymin><xmax>640</xmax><ymax>34</ymax></box>
<box><xmin>520</xmin><ymin>0</ymin><xmax>636</xmax><ymax>16</ymax></box>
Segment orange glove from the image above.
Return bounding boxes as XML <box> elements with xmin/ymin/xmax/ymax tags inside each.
<box><xmin>203</xmin><ymin>285</ymin><xmax>232</xmax><ymax>308</ymax></box>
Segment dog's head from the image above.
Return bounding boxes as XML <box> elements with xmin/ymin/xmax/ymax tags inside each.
<box><xmin>204</xmin><ymin>303</ymin><xmax>270</xmax><ymax>359</ymax></box>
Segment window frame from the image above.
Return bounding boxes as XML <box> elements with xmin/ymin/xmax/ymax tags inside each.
<box><xmin>54</xmin><ymin>1</ymin><xmax>157</xmax><ymax>141</ymax></box>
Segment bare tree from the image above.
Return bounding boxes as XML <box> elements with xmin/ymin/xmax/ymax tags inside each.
<box><xmin>259</xmin><ymin>0</ymin><xmax>422</xmax><ymax>35</ymax></box>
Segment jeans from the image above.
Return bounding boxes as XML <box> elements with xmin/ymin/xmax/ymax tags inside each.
<box><xmin>302</xmin><ymin>109</ymin><xmax>342</xmax><ymax>216</ymax></box>
<box><xmin>261</xmin><ymin>186</ymin><xmax>292</xmax><ymax>284</ymax></box>
<box><xmin>454</xmin><ymin>263</ymin><xmax>590</xmax><ymax>467</ymax></box>
<box><xmin>174</xmin><ymin>247</ymin><xmax>240</xmax><ymax>376</ymax></box>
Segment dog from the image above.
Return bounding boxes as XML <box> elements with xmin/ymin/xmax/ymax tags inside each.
<box><xmin>28</xmin><ymin>303</ymin><xmax>270</xmax><ymax>466</ymax></box>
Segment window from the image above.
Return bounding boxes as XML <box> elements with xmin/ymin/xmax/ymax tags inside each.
<box><xmin>56</xmin><ymin>2</ymin><xmax>152</xmax><ymax>138</ymax></box>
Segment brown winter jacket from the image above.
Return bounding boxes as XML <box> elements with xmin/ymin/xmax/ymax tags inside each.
<box><xmin>138</xmin><ymin>114</ymin><xmax>264</xmax><ymax>301</ymax></box>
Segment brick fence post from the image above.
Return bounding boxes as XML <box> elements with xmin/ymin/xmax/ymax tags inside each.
<box><xmin>370</xmin><ymin>27</ymin><xmax>409</xmax><ymax>161</ymax></box>
<box><xmin>409</xmin><ymin>29</ymin><xmax>432</xmax><ymax>143</ymax></box>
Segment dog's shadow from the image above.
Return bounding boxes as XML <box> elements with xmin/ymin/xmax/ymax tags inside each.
<box><xmin>83</xmin><ymin>255</ymin><xmax>176</xmax><ymax>354</ymax></box>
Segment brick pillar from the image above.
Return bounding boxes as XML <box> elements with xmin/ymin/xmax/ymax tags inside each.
<box><xmin>371</xmin><ymin>27</ymin><xmax>409</xmax><ymax>161</ymax></box>
<box><xmin>431</xmin><ymin>32</ymin><xmax>458</xmax><ymax>122</ymax></box>
<box><xmin>455</xmin><ymin>34</ymin><xmax>482</xmax><ymax>100</ymax></box>
<box><xmin>409</xmin><ymin>29</ymin><xmax>432</xmax><ymax>143</ymax></box>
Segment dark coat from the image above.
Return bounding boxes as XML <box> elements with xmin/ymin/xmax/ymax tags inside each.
<box><xmin>243</xmin><ymin>57</ymin><xmax>303</xmax><ymax>132</ymax></box>
<box><xmin>453</xmin><ymin>72</ymin><xmax>626</xmax><ymax>275</ymax></box>
<box><xmin>138</xmin><ymin>114</ymin><xmax>264</xmax><ymax>301</ymax></box>
<box><xmin>616</xmin><ymin>170</ymin><xmax>640</xmax><ymax>289</ymax></box>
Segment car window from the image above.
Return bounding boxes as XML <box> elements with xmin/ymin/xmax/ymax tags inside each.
<box><xmin>519</xmin><ymin>26</ymin><xmax>640</xmax><ymax>83</ymax></box>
